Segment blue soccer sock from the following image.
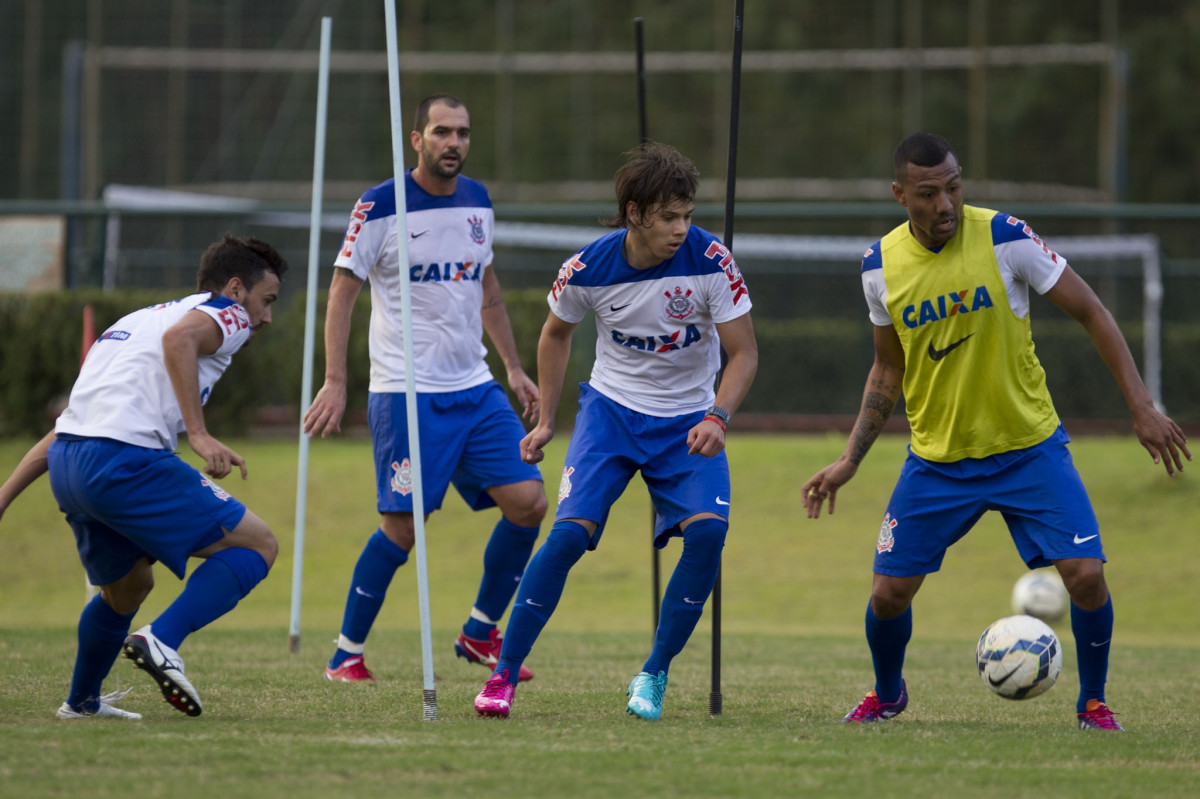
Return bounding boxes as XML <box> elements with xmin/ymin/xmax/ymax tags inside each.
<box><xmin>463</xmin><ymin>517</ymin><xmax>539</xmax><ymax>641</ymax></box>
<box><xmin>151</xmin><ymin>548</ymin><xmax>269</xmax><ymax>651</ymax></box>
<box><xmin>495</xmin><ymin>520</ymin><xmax>590</xmax><ymax>685</ymax></box>
<box><xmin>330</xmin><ymin>529</ymin><xmax>409</xmax><ymax>668</ymax></box>
<box><xmin>1071</xmin><ymin>595</ymin><xmax>1114</xmax><ymax>713</ymax></box>
<box><xmin>67</xmin><ymin>594</ymin><xmax>137</xmax><ymax>713</ymax></box>
<box><xmin>865</xmin><ymin>601</ymin><xmax>911</xmax><ymax>704</ymax></box>
<box><xmin>643</xmin><ymin>518</ymin><xmax>727</xmax><ymax>677</ymax></box>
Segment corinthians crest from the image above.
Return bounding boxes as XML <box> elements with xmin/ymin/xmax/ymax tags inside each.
<box><xmin>558</xmin><ymin>466</ymin><xmax>575</xmax><ymax>502</ymax></box>
<box><xmin>467</xmin><ymin>214</ymin><xmax>486</xmax><ymax>245</ymax></box>
<box><xmin>390</xmin><ymin>458</ymin><xmax>413</xmax><ymax>496</ymax></box>
<box><xmin>664</xmin><ymin>286</ymin><xmax>696</xmax><ymax>320</ymax></box>
<box><xmin>876</xmin><ymin>512</ymin><xmax>898</xmax><ymax>553</ymax></box>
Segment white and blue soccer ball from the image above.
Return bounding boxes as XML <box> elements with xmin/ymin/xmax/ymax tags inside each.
<box><xmin>1011</xmin><ymin>569</ymin><xmax>1069</xmax><ymax>622</ymax></box>
<box><xmin>976</xmin><ymin>614</ymin><xmax>1063</xmax><ymax>700</ymax></box>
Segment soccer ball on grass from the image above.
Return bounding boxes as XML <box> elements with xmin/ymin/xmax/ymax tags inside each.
<box><xmin>976</xmin><ymin>614</ymin><xmax>1062</xmax><ymax>700</ymax></box>
<box><xmin>1011</xmin><ymin>569</ymin><xmax>1069</xmax><ymax>622</ymax></box>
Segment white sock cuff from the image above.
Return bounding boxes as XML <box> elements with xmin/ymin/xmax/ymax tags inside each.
<box><xmin>469</xmin><ymin>607</ymin><xmax>499</xmax><ymax>625</ymax></box>
<box><xmin>336</xmin><ymin>635</ymin><xmax>365</xmax><ymax>654</ymax></box>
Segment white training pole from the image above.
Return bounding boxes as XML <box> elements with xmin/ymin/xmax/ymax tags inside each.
<box><xmin>289</xmin><ymin>16</ymin><xmax>332</xmax><ymax>654</ymax></box>
<box><xmin>383</xmin><ymin>0</ymin><xmax>438</xmax><ymax>721</ymax></box>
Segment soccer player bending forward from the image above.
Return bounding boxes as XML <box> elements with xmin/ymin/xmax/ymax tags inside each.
<box><xmin>473</xmin><ymin>142</ymin><xmax>758</xmax><ymax>721</ymax></box>
<box><xmin>0</xmin><ymin>234</ymin><xmax>287</xmax><ymax>719</ymax></box>
<box><xmin>801</xmin><ymin>133</ymin><xmax>1190</xmax><ymax>731</ymax></box>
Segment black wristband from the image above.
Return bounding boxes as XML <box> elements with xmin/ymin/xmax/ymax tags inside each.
<box><xmin>705</xmin><ymin>405</ymin><xmax>731</xmax><ymax>427</ymax></box>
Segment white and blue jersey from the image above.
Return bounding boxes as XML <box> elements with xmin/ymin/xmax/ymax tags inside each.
<box><xmin>548</xmin><ymin>225</ymin><xmax>752</xmax><ymax>543</ymax></box>
<box><xmin>56</xmin><ymin>293</ymin><xmax>252</xmax><ymax>451</ymax></box>
<box><xmin>49</xmin><ymin>292</ymin><xmax>253</xmax><ymax>583</ymax></box>
<box><xmin>336</xmin><ymin>171</ymin><xmax>496</xmax><ymax>393</ymax></box>
<box><xmin>548</xmin><ymin>225</ymin><xmax>752</xmax><ymax>416</ymax></box>
<box><xmin>337</xmin><ymin>172</ymin><xmax>540</xmax><ymax>510</ymax></box>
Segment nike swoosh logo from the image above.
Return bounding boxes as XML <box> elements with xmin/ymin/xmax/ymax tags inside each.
<box><xmin>354</xmin><ymin>586</ymin><xmax>379</xmax><ymax>599</ymax></box>
<box><xmin>683</xmin><ymin>597</ymin><xmax>703</xmax><ymax>605</ymax></box>
<box><xmin>610</xmin><ymin>303</ymin><xmax>631</xmax><ymax>312</ymax></box>
<box><xmin>525</xmin><ymin>599</ymin><xmax>544</xmax><ymax>607</ymax></box>
<box><xmin>715</xmin><ymin>497</ymin><xmax>730</xmax><ymax>506</ymax></box>
<box><xmin>1073</xmin><ymin>534</ymin><xmax>1099</xmax><ymax>544</ymax></box>
<box><xmin>410</xmin><ymin>229</ymin><xmax>430</xmax><ymax>239</ymax></box>
<box><xmin>1090</xmin><ymin>639</ymin><xmax>1111</xmax><ymax>648</ymax></box>
<box><xmin>987</xmin><ymin>666</ymin><xmax>1019</xmax><ymax>687</ymax></box>
<box><xmin>928</xmin><ymin>333</ymin><xmax>975</xmax><ymax>361</ymax></box>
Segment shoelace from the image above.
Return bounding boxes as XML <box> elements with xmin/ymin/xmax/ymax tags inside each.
<box><xmin>1081</xmin><ymin>705</ymin><xmax>1120</xmax><ymax>729</ymax></box>
<box><xmin>97</xmin><ymin>686</ymin><xmax>134</xmax><ymax>706</ymax></box>
<box><xmin>345</xmin><ymin>658</ymin><xmax>374</xmax><ymax>677</ymax></box>
<box><xmin>481</xmin><ymin>671</ymin><xmax>513</xmax><ymax>698</ymax></box>
<box><xmin>845</xmin><ymin>694</ymin><xmax>882</xmax><ymax>721</ymax></box>
<box><xmin>633</xmin><ymin>675</ymin><xmax>665</xmax><ymax>704</ymax></box>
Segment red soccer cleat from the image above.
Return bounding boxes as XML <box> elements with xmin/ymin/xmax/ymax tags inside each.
<box><xmin>324</xmin><ymin>655</ymin><xmax>375</xmax><ymax>683</ymax></box>
<box><xmin>455</xmin><ymin>629</ymin><xmax>534</xmax><ymax>682</ymax></box>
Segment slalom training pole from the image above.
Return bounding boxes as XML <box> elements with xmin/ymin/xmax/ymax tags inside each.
<box><xmin>382</xmin><ymin>0</ymin><xmax>438</xmax><ymax>721</ymax></box>
<box><xmin>289</xmin><ymin>16</ymin><xmax>332</xmax><ymax>654</ymax></box>
<box><xmin>711</xmin><ymin>0</ymin><xmax>745</xmax><ymax>718</ymax></box>
<box><xmin>82</xmin><ymin>304</ymin><xmax>97</xmax><ymax>603</ymax></box>
<box><xmin>634</xmin><ymin>16</ymin><xmax>662</xmax><ymax>647</ymax></box>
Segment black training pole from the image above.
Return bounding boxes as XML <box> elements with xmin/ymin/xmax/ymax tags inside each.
<box><xmin>634</xmin><ymin>16</ymin><xmax>661</xmax><ymax>647</ymax></box>
<box><xmin>710</xmin><ymin>0</ymin><xmax>744</xmax><ymax>719</ymax></box>
<box><xmin>635</xmin><ymin>18</ymin><xmax>649</xmax><ymax>144</ymax></box>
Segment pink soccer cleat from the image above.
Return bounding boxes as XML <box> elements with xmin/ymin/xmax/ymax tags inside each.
<box><xmin>1077</xmin><ymin>699</ymin><xmax>1123</xmax><ymax>731</ymax></box>
<box><xmin>474</xmin><ymin>670</ymin><xmax>517</xmax><ymax>718</ymax></box>
<box><xmin>842</xmin><ymin>680</ymin><xmax>908</xmax><ymax>723</ymax></box>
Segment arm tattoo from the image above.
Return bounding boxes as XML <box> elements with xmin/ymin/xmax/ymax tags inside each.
<box><xmin>848</xmin><ymin>390</ymin><xmax>896</xmax><ymax>465</ymax></box>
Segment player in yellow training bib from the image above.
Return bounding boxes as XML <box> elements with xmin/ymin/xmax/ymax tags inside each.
<box><xmin>801</xmin><ymin>132</ymin><xmax>1190</xmax><ymax>731</ymax></box>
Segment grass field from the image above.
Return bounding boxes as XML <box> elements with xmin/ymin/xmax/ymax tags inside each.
<box><xmin>1</xmin><ymin>433</ymin><xmax>1198</xmax><ymax>797</ymax></box>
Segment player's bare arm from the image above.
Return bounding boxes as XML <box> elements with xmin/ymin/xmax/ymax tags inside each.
<box><xmin>480</xmin><ymin>264</ymin><xmax>539</xmax><ymax>421</ymax></box>
<box><xmin>162</xmin><ymin>309</ymin><xmax>246</xmax><ymax>481</ymax></box>
<box><xmin>0</xmin><ymin>429</ymin><xmax>56</xmax><ymax>522</ymax></box>
<box><xmin>304</xmin><ymin>268</ymin><xmax>363</xmax><ymax>438</ymax></box>
<box><xmin>1044</xmin><ymin>267</ymin><xmax>1191</xmax><ymax>475</ymax></box>
<box><xmin>688</xmin><ymin>313</ymin><xmax>758</xmax><ymax>457</ymax></box>
<box><xmin>803</xmin><ymin>324</ymin><xmax>905</xmax><ymax>519</ymax></box>
<box><xmin>520</xmin><ymin>312</ymin><xmax>577</xmax><ymax>464</ymax></box>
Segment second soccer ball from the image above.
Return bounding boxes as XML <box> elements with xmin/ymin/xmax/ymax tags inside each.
<box><xmin>1011</xmin><ymin>569</ymin><xmax>1069</xmax><ymax>622</ymax></box>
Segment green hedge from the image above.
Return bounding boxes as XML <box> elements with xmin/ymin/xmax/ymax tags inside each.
<box><xmin>0</xmin><ymin>288</ymin><xmax>586</xmax><ymax>438</ymax></box>
<box><xmin>2</xmin><ymin>290</ymin><xmax>1196</xmax><ymax>439</ymax></box>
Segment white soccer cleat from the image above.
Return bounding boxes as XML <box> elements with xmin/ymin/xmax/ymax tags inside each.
<box><xmin>123</xmin><ymin>625</ymin><xmax>203</xmax><ymax>717</ymax></box>
<box><xmin>56</xmin><ymin>687</ymin><xmax>143</xmax><ymax>720</ymax></box>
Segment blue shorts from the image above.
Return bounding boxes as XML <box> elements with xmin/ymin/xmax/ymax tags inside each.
<box><xmin>555</xmin><ymin>383</ymin><xmax>731</xmax><ymax>549</ymax></box>
<box><xmin>873</xmin><ymin>426</ymin><xmax>1104</xmax><ymax>577</ymax></box>
<box><xmin>368</xmin><ymin>381</ymin><xmax>542</xmax><ymax>514</ymax></box>
<box><xmin>47</xmin><ymin>437</ymin><xmax>247</xmax><ymax>585</ymax></box>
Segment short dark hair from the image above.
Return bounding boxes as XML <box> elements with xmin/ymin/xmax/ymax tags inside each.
<box><xmin>196</xmin><ymin>234</ymin><xmax>288</xmax><ymax>293</ymax></box>
<box><xmin>893</xmin><ymin>132</ymin><xmax>956</xmax><ymax>181</ymax></box>
<box><xmin>413</xmin><ymin>93</ymin><xmax>466</xmax><ymax>134</ymax></box>
<box><xmin>601</xmin><ymin>142</ymin><xmax>699</xmax><ymax>229</ymax></box>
